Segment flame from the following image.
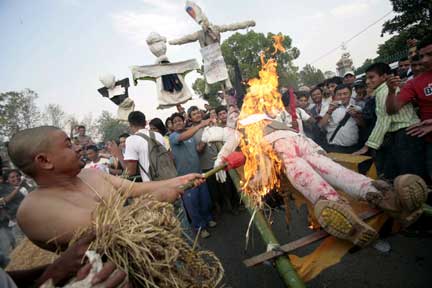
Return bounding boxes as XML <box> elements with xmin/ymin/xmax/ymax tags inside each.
<box><xmin>238</xmin><ymin>36</ymin><xmax>286</xmax><ymax>205</ymax></box>
<box><xmin>272</xmin><ymin>34</ymin><xmax>286</xmax><ymax>55</ymax></box>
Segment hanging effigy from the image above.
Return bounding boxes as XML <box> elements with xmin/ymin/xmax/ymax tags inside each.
<box><xmin>130</xmin><ymin>32</ymin><xmax>199</xmax><ymax>109</ymax></box>
<box><xmin>97</xmin><ymin>74</ymin><xmax>135</xmax><ymax>121</ymax></box>
<box><xmin>169</xmin><ymin>1</ymin><xmax>256</xmax><ymax>93</ymax></box>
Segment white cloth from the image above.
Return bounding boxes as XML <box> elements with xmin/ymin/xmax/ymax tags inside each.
<box><xmin>325</xmin><ymin>105</ymin><xmax>361</xmax><ymax>146</ymax></box>
<box><xmin>124</xmin><ymin>129</ymin><xmax>167</xmax><ymax>181</ymax></box>
<box><xmin>275</xmin><ymin>109</ymin><xmax>311</xmax><ymax>135</ymax></box>
<box><xmin>200</xmin><ymin>43</ymin><xmax>229</xmax><ymax>84</ymax></box>
<box><xmin>85</xmin><ymin>158</ymin><xmax>110</xmax><ymax>173</ymax></box>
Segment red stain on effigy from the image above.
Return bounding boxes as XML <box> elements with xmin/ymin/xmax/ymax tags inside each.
<box><xmin>307</xmin><ymin>160</ymin><xmax>329</xmax><ymax>175</ymax></box>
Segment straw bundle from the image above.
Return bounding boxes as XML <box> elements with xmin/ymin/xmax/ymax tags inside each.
<box><xmin>71</xmin><ymin>187</ymin><xmax>224</xmax><ymax>288</ymax></box>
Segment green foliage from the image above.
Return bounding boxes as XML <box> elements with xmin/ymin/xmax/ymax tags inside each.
<box><xmin>377</xmin><ymin>32</ymin><xmax>409</xmax><ymax>59</ymax></box>
<box><xmin>96</xmin><ymin>111</ymin><xmax>129</xmax><ymax>142</ymax></box>
<box><xmin>299</xmin><ymin>64</ymin><xmax>325</xmax><ymax>87</ymax></box>
<box><xmin>41</xmin><ymin>104</ymin><xmax>66</xmax><ymax>128</ymax></box>
<box><xmin>382</xmin><ymin>0</ymin><xmax>432</xmax><ymax>39</ymax></box>
<box><xmin>355</xmin><ymin>58</ymin><xmax>374</xmax><ymax>75</ymax></box>
<box><xmin>0</xmin><ymin>89</ymin><xmax>40</xmax><ymax>138</ymax></box>
<box><xmin>191</xmin><ymin>77</ymin><xmax>221</xmax><ymax>107</ymax></box>
<box><xmin>221</xmin><ymin>31</ymin><xmax>300</xmax><ymax>87</ymax></box>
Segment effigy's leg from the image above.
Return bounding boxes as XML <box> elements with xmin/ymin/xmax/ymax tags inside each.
<box><xmin>273</xmin><ymin>138</ymin><xmax>378</xmax><ymax>246</ymax></box>
<box><xmin>296</xmin><ymin>135</ymin><xmax>428</xmax><ymax>228</ymax></box>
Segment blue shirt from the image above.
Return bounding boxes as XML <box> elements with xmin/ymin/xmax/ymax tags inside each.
<box><xmin>169</xmin><ymin>131</ymin><xmax>201</xmax><ymax>175</ymax></box>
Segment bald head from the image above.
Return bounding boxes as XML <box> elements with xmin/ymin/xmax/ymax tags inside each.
<box><xmin>8</xmin><ymin>126</ymin><xmax>61</xmax><ymax>176</ymax></box>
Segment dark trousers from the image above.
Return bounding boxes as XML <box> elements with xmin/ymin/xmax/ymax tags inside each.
<box><xmin>203</xmin><ymin>169</ymin><xmax>225</xmax><ymax>211</ymax></box>
<box><xmin>181</xmin><ymin>183</ymin><xmax>213</xmax><ymax>230</ymax></box>
<box><xmin>375</xmin><ymin>128</ymin><xmax>426</xmax><ymax>180</ymax></box>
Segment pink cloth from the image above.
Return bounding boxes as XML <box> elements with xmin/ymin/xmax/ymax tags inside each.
<box><xmin>265</xmin><ymin>130</ymin><xmax>375</xmax><ymax>204</ymax></box>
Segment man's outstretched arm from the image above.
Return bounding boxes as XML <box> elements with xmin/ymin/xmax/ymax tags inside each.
<box><xmin>105</xmin><ymin>173</ymin><xmax>205</xmax><ymax>203</ymax></box>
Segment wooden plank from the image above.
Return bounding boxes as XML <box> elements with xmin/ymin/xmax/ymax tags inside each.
<box><xmin>243</xmin><ymin>208</ymin><xmax>381</xmax><ymax>267</ymax></box>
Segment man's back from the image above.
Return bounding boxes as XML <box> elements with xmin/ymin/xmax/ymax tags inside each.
<box><xmin>124</xmin><ymin>129</ymin><xmax>167</xmax><ymax>181</ymax></box>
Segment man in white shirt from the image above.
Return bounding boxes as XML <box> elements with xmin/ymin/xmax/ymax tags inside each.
<box><xmin>319</xmin><ymin>84</ymin><xmax>363</xmax><ymax>153</ymax></box>
<box><xmin>122</xmin><ymin>111</ymin><xmax>167</xmax><ymax>181</ymax></box>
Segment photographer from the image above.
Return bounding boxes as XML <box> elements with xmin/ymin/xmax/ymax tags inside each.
<box><xmin>319</xmin><ymin>84</ymin><xmax>363</xmax><ymax>153</ymax></box>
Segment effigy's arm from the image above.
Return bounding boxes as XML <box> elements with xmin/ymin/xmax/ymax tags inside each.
<box><xmin>217</xmin><ymin>20</ymin><xmax>256</xmax><ymax>33</ymax></box>
<box><xmin>168</xmin><ymin>31</ymin><xmax>201</xmax><ymax>45</ymax></box>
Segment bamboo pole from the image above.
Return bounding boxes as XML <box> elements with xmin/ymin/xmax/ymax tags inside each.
<box><xmin>423</xmin><ymin>204</ymin><xmax>432</xmax><ymax>216</ymax></box>
<box><xmin>228</xmin><ymin>169</ymin><xmax>305</xmax><ymax>288</ymax></box>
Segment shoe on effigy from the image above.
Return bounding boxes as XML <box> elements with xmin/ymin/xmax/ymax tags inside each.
<box><xmin>369</xmin><ymin>175</ymin><xmax>427</xmax><ymax>228</ymax></box>
<box><xmin>208</xmin><ymin>220</ymin><xmax>217</xmax><ymax>228</ymax></box>
<box><xmin>200</xmin><ymin>229</ymin><xmax>211</xmax><ymax>239</ymax></box>
<box><xmin>314</xmin><ymin>199</ymin><xmax>378</xmax><ymax>247</ymax></box>
<box><xmin>394</xmin><ymin>174</ymin><xmax>428</xmax><ymax>211</ymax></box>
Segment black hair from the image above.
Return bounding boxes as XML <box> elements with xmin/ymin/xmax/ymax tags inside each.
<box><xmin>171</xmin><ymin>112</ymin><xmax>185</xmax><ymax>122</ymax></box>
<box><xmin>187</xmin><ymin>106</ymin><xmax>200</xmax><ymax>118</ymax></box>
<box><xmin>119</xmin><ymin>133</ymin><xmax>130</xmax><ymax>139</ymax></box>
<box><xmin>78</xmin><ymin>125</ymin><xmax>85</xmax><ymax>129</ymax></box>
<box><xmin>165</xmin><ymin>117</ymin><xmax>172</xmax><ymax>127</ymax></box>
<box><xmin>86</xmin><ymin>145</ymin><xmax>98</xmax><ymax>152</ymax></box>
<box><xmin>3</xmin><ymin>169</ymin><xmax>21</xmax><ymax>182</ymax></box>
<box><xmin>417</xmin><ymin>35</ymin><xmax>432</xmax><ymax>51</ymax></box>
<box><xmin>399</xmin><ymin>56</ymin><xmax>409</xmax><ymax>62</ymax></box>
<box><xmin>149</xmin><ymin>118</ymin><xmax>168</xmax><ymax>136</ymax></box>
<box><xmin>296</xmin><ymin>90</ymin><xmax>310</xmax><ymax>98</ymax></box>
<box><xmin>353</xmin><ymin>80</ymin><xmax>366</xmax><ymax>88</ymax></box>
<box><xmin>310</xmin><ymin>86</ymin><xmax>322</xmax><ymax>95</ymax></box>
<box><xmin>365</xmin><ymin>62</ymin><xmax>391</xmax><ymax>76</ymax></box>
<box><xmin>215</xmin><ymin>105</ymin><xmax>227</xmax><ymax>115</ymax></box>
<box><xmin>334</xmin><ymin>83</ymin><xmax>352</xmax><ymax>94</ymax></box>
<box><xmin>328</xmin><ymin>76</ymin><xmax>343</xmax><ymax>85</ymax></box>
<box><xmin>128</xmin><ymin>111</ymin><xmax>146</xmax><ymax>127</ymax></box>
<box><xmin>281</xmin><ymin>91</ymin><xmax>290</xmax><ymax>107</ymax></box>
<box><xmin>411</xmin><ymin>54</ymin><xmax>421</xmax><ymax>62</ymax></box>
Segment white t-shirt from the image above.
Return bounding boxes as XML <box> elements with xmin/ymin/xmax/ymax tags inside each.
<box><xmin>85</xmin><ymin>158</ymin><xmax>110</xmax><ymax>173</ymax></box>
<box><xmin>124</xmin><ymin>129</ymin><xmax>167</xmax><ymax>182</ymax></box>
<box><xmin>325</xmin><ymin>104</ymin><xmax>361</xmax><ymax>146</ymax></box>
<box><xmin>276</xmin><ymin>108</ymin><xmax>311</xmax><ymax>135</ymax></box>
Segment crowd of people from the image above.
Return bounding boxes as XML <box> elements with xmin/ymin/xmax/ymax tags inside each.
<box><xmin>0</xmin><ymin>34</ymin><xmax>431</xmax><ymax>286</ymax></box>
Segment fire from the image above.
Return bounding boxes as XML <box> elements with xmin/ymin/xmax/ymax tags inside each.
<box><xmin>271</xmin><ymin>34</ymin><xmax>286</xmax><ymax>55</ymax></box>
<box><xmin>238</xmin><ymin>36</ymin><xmax>286</xmax><ymax>205</ymax></box>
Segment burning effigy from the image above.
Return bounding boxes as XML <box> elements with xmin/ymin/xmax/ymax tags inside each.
<box><xmin>209</xmin><ymin>35</ymin><xmax>428</xmax><ymax>247</ymax></box>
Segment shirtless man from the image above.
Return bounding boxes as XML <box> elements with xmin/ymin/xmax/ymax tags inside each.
<box><xmin>7</xmin><ymin>126</ymin><xmax>204</xmax><ymax>251</ymax></box>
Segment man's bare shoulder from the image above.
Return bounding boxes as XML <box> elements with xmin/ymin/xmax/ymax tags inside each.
<box><xmin>17</xmin><ymin>182</ymin><xmax>95</xmax><ymax>248</ymax></box>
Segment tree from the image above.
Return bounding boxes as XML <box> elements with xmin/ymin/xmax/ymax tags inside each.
<box><xmin>221</xmin><ymin>31</ymin><xmax>300</xmax><ymax>88</ymax></box>
<box><xmin>0</xmin><ymin>89</ymin><xmax>40</xmax><ymax>138</ymax></box>
<box><xmin>41</xmin><ymin>104</ymin><xmax>66</xmax><ymax>128</ymax></box>
<box><xmin>192</xmin><ymin>31</ymin><xmax>300</xmax><ymax>103</ymax></box>
<box><xmin>96</xmin><ymin>111</ymin><xmax>129</xmax><ymax>142</ymax></box>
<box><xmin>299</xmin><ymin>64</ymin><xmax>325</xmax><ymax>87</ymax></box>
<box><xmin>355</xmin><ymin>58</ymin><xmax>374</xmax><ymax>75</ymax></box>
<box><xmin>81</xmin><ymin>114</ymin><xmax>99</xmax><ymax>141</ymax></box>
<box><xmin>382</xmin><ymin>0</ymin><xmax>432</xmax><ymax>39</ymax></box>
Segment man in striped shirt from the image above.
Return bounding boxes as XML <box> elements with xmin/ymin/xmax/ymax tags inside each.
<box><xmin>353</xmin><ymin>63</ymin><xmax>425</xmax><ymax>179</ymax></box>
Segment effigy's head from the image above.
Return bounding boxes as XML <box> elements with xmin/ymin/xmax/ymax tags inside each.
<box><xmin>146</xmin><ymin>32</ymin><xmax>167</xmax><ymax>58</ymax></box>
<box><xmin>99</xmin><ymin>73</ymin><xmax>116</xmax><ymax>89</ymax></box>
<box><xmin>185</xmin><ymin>1</ymin><xmax>210</xmax><ymax>30</ymax></box>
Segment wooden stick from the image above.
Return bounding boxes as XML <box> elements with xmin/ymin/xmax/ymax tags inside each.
<box><xmin>243</xmin><ymin>208</ymin><xmax>381</xmax><ymax>268</ymax></box>
<box><xmin>228</xmin><ymin>169</ymin><xmax>305</xmax><ymax>288</ymax></box>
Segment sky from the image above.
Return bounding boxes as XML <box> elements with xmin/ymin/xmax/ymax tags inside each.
<box><xmin>0</xmin><ymin>0</ymin><xmax>395</xmax><ymax>122</ymax></box>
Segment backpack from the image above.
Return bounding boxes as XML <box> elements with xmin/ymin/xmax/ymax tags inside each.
<box><xmin>136</xmin><ymin>132</ymin><xmax>177</xmax><ymax>181</ymax></box>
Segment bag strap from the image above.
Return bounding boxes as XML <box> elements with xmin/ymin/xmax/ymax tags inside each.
<box><xmin>329</xmin><ymin>113</ymin><xmax>351</xmax><ymax>143</ymax></box>
<box><xmin>135</xmin><ymin>132</ymin><xmax>157</xmax><ymax>179</ymax></box>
